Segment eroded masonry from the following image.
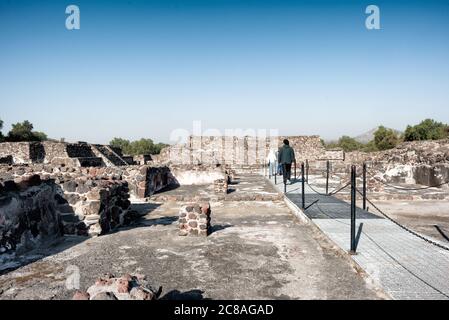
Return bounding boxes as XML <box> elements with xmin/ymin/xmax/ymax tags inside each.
<box><xmin>1</xmin><ymin>136</ymin><xmax>449</xmax><ymax>300</ymax></box>
<box><xmin>1</xmin><ymin>137</ymin><xmax>449</xmax><ymax>256</ymax></box>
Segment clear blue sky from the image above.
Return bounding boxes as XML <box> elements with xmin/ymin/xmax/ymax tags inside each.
<box><xmin>1</xmin><ymin>0</ymin><xmax>448</xmax><ymax>143</ymax></box>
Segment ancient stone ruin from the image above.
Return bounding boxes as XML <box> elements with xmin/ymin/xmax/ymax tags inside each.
<box><xmin>178</xmin><ymin>202</ymin><xmax>211</xmax><ymax>236</ymax></box>
<box><xmin>73</xmin><ymin>273</ymin><xmax>161</xmax><ymax>300</ymax></box>
<box><xmin>158</xmin><ymin>135</ymin><xmax>344</xmax><ymax>168</ymax></box>
<box><xmin>2</xmin><ymin>136</ymin><xmax>448</xmax><ymax>279</ymax></box>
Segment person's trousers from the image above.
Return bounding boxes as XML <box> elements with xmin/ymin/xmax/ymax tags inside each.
<box><xmin>282</xmin><ymin>163</ymin><xmax>292</xmax><ymax>183</ymax></box>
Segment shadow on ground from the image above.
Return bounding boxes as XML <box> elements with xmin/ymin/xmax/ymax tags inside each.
<box><xmin>160</xmin><ymin>289</ymin><xmax>210</xmax><ymax>300</ymax></box>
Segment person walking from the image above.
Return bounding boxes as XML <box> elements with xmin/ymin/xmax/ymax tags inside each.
<box><xmin>278</xmin><ymin>139</ymin><xmax>296</xmax><ymax>185</ymax></box>
<box><xmin>266</xmin><ymin>149</ymin><xmax>277</xmax><ymax>176</ymax></box>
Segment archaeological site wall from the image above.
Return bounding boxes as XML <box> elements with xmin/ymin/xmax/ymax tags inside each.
<box><xmin>0</xmin><ymin>176</ymin><xmax>62</xmax><ymax>258</ymax></box>
<box><xmin>0</xmin><ymin>141</ymin><xmax>134</xmax><ymax>168</ymax></box>
<box><xmin>312</xmin><ymin>139</ymin><xmax>449</xmax><ymax>189</ymax></box>
<box><xmin>158</xmin><ymin>135</ymin><xmax>345</xmax><ymax>168</ymax></box>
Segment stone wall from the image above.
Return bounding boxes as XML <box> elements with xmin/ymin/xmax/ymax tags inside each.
<box><xmin>133</xmin><ymin>155</ymin><xmax>152</xmax><ymax>165</ymax></box>
<box><xmin>178</xmin><ymin>203</ymin><xmax>211</xmax><ymax>236</ymax></box>
<box><xmin>168</xmin><ymin>164</ymin><xmax>227</xmax><ymax>185</ymax></box>
<box><xmin>0</xmin><ymin>165</ymin><xmax>134</xmax><ymax>238</ymax></box>
<box><xmin>158</xmin><ymin>135</ymin><xmax>332</xmax><ymax>168</ymax></box>
<box><xmin>0</xmin><ymin>141</ymin><xmax>133</xmax><ymax>168</ymax></box>
<box><xmin>310</xmin><ymin>139</ymin><xmax>449</xmax><ymax>188</ymax></box>
<box><xmin>122</xmin><ymin>165</ymin><xmax>174</xmax><ymax>199</ymax></box>
<box><xmin>0</xmin><ymin>142</ymin><xmax>35</xmax><ymax>164</ymax></box>
<box><xmin>0</xmin><ymin>176</ymin><xmax>62</xmax><ymax>259</ymax></box>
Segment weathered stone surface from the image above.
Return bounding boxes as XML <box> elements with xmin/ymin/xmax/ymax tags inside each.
<box><xmin>178</xmin><ymin>202</ymin><xmax>211</xmax><ymax>237</ymax></box>
<box><xmin>72</xmin><ymin>290</ymin><xmax>90</xmax><ymax>300</ymax></box>
<box><xmin>85</xmin><ymin>274</ymin><xmax>159</xmax><ymax>300</ymax></box>
<box><xmin>0</xmin><ymin>179</ymin><xmax>62</xmax><ymax>257</ymax></box>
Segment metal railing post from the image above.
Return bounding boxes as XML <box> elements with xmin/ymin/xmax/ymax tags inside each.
<box><xmin>301</xmin><ymin>162</ymin><xmax>305</xmax><ymax>210</ymax></box>
<box><xmin>274</xmin><ymin>160</ymin><xmax>277</xmax><ymax>185</ymax></box>
<box><xmin>294</xmin><ymin>161</ymin><xmax>297</xmax><ymax>180</ymax></box>
<box><xmin>326</xmin><ymin>160</ymin><xmax>330</xmax><ymax>195</ymax></box>
<box><xmin>268</xmin><ymin>161</ymin><xmax>271</xmax><ymax>179</ymax></box>
<box><xmin>363</xmin><ymin>162</ymin><xmax>367</xmax><ymax>211</ymax></box>
<box><xmin>350</xmin><ymin>165</ymin><xmax>357</xmax><ymax>254</ymax></box>
<box><xmin>306</xmin><ymin>159</ymin><xmax>309</xmax><ymax>183</ymax></box>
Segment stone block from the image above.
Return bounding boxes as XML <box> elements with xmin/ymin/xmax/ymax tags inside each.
<box><xmin>178</xmin><ymin>202</ymin><xmax>211</xmax><ymax>237</ymax></box>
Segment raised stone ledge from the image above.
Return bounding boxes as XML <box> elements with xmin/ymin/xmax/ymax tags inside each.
<box><xmin>0</xmin><ymin>170</ymin><xmax>133</xmax><ymax>242</ymax></box>
<box><xmin>178</xmin><ymin>202</ymin><xmax>211</xmax><ymax>237</ymax></box>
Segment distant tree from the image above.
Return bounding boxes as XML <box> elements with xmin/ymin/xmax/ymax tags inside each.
<box><xmin>130</xmin><ymin>138</ymin><xmax>156</xmax><ymax>155</ymax></box>
<box><xmin>109</xmin><ymin>138</ymin><xmax>168</xmax><ymax>155</ymax></box>
<box><xmin>404</xmin><ymin>119</ymin><xmax>449</xmax><ymax>141</ymax></box>
<box><xmin>373</xmin><ymin>126</ymin><xmax>398</xmax><ymax>150</ymax></box>
<box><xmin>154</xmin><ymin>142</ymin><xmax>169</xmax><ymax>154</ymax></box>
<box><xmin>110</xmin><ymin>137</ymin><xmax>131</xmax><ymax>154</ymax></box>
<box><xmin>32</xmin><ymin>131</ymin><xmax>48</xmax><ymax>141</ymax></box>
<box><xmin>6</xmin><ymin>120</ymin><xmax>47</xmax><ymax>142</ymax></box>
<box><xmin>360</xmin><ymin>140</ymin><xmax>378</xmax><ymax>152</ymax></box>
<box><xmin>336</xmin><ymin>136</ymin><xmax>363</xmax><ymax>152</ymax></box>
<box><xmin>0</xmin><ymin>118</ymin><xmax>3</xmax><ymax>142</ymax></box>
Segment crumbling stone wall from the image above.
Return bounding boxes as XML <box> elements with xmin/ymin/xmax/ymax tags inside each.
<box><xmin>121</xmin><ymin>165</ymin><xmax>174</xmax><ymax>198</ymax></box>
<box><xmin>133</xmin><ymin>155</ymin><xmax>152</xmax><ymax>165</ymax></box>
<box><xmin>0</xmin><ymin>165</ymin><xmax>134</xmax><ymax>237</ymax></box>
<box><xmin>178</xmin><ymin>202</ymin><xmax>211</xmax><ymax>236</ymax></box>
<box><xmin>0</xmin><ymin>176</ymin><xmax>62</xmax><ymax>258</ymax></box>
<box><xmin>316</xmin><ymin>139</ymin><xmax>449</xmax><ymax>188</ymax></box>
<box><xmin>58</xmin><ymin>177</ymin><xmax>131</xmax><ymax>236</ymax></box>
<box><xmin>0</xmin><ymin>142</ymin><xmax>36</xmax><ymax>164</ymax></box>
<box><xmin>0</xmin><ymin>141</ymin><xmax>134</xmax><ymax>168</ymax></box>
<box><xmin>158</xmin><ymin>135</ymin><xmax>331</xmax><ymax>168</ymax></box>
<box><xmin>214</xmin><ymin>178</ymin><xmax>228</xmax><ymax>194</ymax></box>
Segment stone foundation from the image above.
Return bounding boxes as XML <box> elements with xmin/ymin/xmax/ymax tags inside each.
<box><xmin>178</xmin><ymin>203</ymin><xmax>211</xmax><ymax>236</ymax></box>
<box><xmin>214</xmin><ymin>178</ymin><xmax>228</xmax><ymax>194</ymax></box>
<box><xmin>0</xmin><ymin>165</ymin><xmax>135</xmax><ymax>238</ymax></box>
<box><xmin>73</xmin><ymin>273</ymin><xmax>160</xmax><ymax>300</ymax></box>
<box><xmin>0</xmin><ymin>176</ymin><xmax>62</xmax><ymax>258</ymax></box>
<box><xmin>122</xmin><ymin>165</ymin><xmax>174</xmax><ymax>198</ymax></box>
<box><xmin>168</xmin><ymin>164</ymin><xmax>227</xmax><ymax>185</ymax></box>
<box><xmin>158</xmin><ymin>135</ymin><xmax>334</xmax><ymax>167</ymax></box>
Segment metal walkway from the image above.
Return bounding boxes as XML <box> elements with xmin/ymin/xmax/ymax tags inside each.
<box><xmin>269</xmin><ymin>175</ymin><xmax>449</xmax><ymax>300</ymax></box>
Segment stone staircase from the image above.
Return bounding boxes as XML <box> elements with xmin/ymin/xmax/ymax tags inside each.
<box><xmin>65</xmin><ymin>143</ymin><xmax>104</xmax><ymax>167</ymax></box>
<box><xmin>91</xmin><ymin>145</ymin><xmax>128</xmax><ymax>167</ymax></box>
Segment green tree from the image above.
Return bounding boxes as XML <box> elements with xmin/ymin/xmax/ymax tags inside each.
<box><xmin>129</xmin><ymin>138</ymin><xmax>156</xmax><ymax>155</ymax></box>
<box><xmin>0</xmin><ymin>118</ymin><xmax>3</xmax><ymax>142</ymax></box>
<box><xmin>360</xmin><ymin>140</ymin><xmax>378</xmax><ymax>152</ymax></box>
<box><xmin>374</xmin><ymin>126</ymin><xmax>398</xmax><ymax>150</ymax></box>
<box><xmin>404</xmin><ymin>119</ymin><xmax>449</xmax><ymax>141</ymax></box>
<box><xmin>5</xmin><ymin>120</ymin><xmax>47</xmax><ymax>142</ymax></box>
<box><xmin>109</xmin><ymin>138</ymin><xmax>168</xmax><ymax>155</ymax></box>
<box><xmin>154</xmin><ymin>142</ymin><xmax>169</xmax><ymax>154</ymax></box>
<box><xmin>336</xmin><ymin>136</ymin><xmax>362</xmax><ymax>152</ymax></box>
<box><xmin>110</xmin><ymin>137</ymin><xmax>132</xmax><ymax>154</ymax></box>
<box><xmin>32</xmin><ymin>131</ymin><xmax>48</xmax><ymax>141</ymax></box>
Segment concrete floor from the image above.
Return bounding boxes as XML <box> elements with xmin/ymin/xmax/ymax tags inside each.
<box><xmin>373</xmin><ymin>200</ymin><xmax>449</xmax><ymax>243</ymax></box>
<box><xmin>0</xmin><ymin>178</ymin><xmax>384</xmax><ymax>300</ymax></box>
<box><xmin>304</xmin><ymin>174</ymin><xmax>449</xmax><ymax>243</ymax></box>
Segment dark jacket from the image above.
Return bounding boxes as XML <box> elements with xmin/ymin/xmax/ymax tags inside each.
<box><xmin>278</xmin><ymin>145</ymin><xmax>296</xmax><ymax>164</ymax></box>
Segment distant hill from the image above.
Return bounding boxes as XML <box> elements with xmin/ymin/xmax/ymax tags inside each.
<box><xmin>353</xmin><ymin>127</ymin><xmax>402</xmax><ymax>144</ymax></box>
